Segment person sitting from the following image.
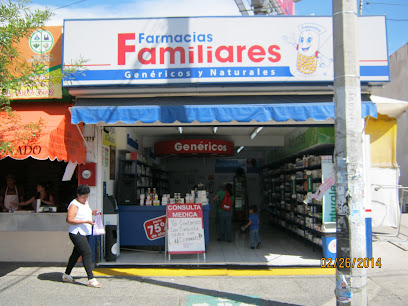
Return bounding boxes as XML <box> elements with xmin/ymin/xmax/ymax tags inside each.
<box><xmin>13</xmin><ymin>182</ymin><xmax>55</xmax><ymax>210</ymax></box>
<box><xmin>0</xmin><ymin>174</ymin><xmax>24</xmax><ymax>212</ymax></box>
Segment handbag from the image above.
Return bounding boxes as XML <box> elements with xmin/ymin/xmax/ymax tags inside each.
<box><xmin>93</xmin><ymin>213</ymin><xmax>106</xmax><ymax>235</ymax></box>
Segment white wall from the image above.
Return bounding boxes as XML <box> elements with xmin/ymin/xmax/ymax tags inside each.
<box><xmin>397</xmin><ymin>111</ymin><xmax>408</xmax><ymax>187</ymax></box>
<box><xmin>369</xmin><ymin>167</ymin><xmax>400</xmax><ymax>228</ymax></box>
<box><xmin>372</xmin><ymin>43</ymin><xmax>408</xmax><ymax>187</ymax></box>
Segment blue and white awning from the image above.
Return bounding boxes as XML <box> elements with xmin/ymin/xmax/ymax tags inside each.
<box><xmin>71</xmin><ymin>95</ymin><xmax>377</xmax><ymax>125</ymax></box>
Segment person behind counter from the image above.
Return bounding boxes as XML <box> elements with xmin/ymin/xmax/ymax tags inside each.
<box><xmin>213</xmin><ymin>183</ymin><xmax>234</xmax><ymax>242</ymax></box>
<box><xmin>0</xmin><ymin>174</ymin><xmax>24</xmax><ymax>212</ymax></box>
<box><xmin>62</xmin><ymin>184</ymin><xmax>102</xmax><ymax>288</ymax></box>
<box><xmin>13</xmin><ymin>182</ymin><xmax>54</xmax><ymax>209</ymax></box>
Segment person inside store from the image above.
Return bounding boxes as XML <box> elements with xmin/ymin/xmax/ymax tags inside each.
<box><xmin>243</xmin><ymin>205</ymin><xmax>261</xmax><ymax>249</ymax></box>
<box><xmin>213</xmin><ymin>183</ymin><xmax>234</xmax><ymax>242</ymax></box>
<box><xmin>62</xmin><ymin>184</ymin><xmax>102</xmax><ymax>288</ymax></box>
<box><xmin>0</xmin><ymin>174</ymin><xmax>24</xmax><ymax>212</ymax></box>
<box><xmin>12</xmin><ymin>182</ymin><xmax>55</xmax><ymax>209</ymax></box>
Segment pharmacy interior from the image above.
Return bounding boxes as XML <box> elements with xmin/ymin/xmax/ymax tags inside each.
<box><xmin>62</xmin><ymin>15</ymin><xmax>399</xmax><ymax>266</ymax></box>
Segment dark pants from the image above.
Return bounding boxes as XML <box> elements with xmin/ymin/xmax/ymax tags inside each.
<box><xmin>65</xmin><ymin>233</ymin><xmax>94</xmax><ymax>280</ymax></box>
<box><xmin>218</xmin><ymin>210</ymin><xmax>233</xmax><ymax>241</ymax></box>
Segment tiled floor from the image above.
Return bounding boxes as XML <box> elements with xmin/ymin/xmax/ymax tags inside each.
<box><xmin>99</xmin><ymin>220</ymin><xmax>323</xmax><ymax>266</ymax></box>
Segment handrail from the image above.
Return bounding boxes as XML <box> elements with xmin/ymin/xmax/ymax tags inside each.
<box><xmin>372</xmin><ymin>184</ymin><xmax>407</xmax><ymax>241</ymax></box>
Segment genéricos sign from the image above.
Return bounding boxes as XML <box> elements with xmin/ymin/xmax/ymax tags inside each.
<box><xmin>154</xmin><ymin>139</ymin><xmax>234</xmax><ymax>156</ymax></box>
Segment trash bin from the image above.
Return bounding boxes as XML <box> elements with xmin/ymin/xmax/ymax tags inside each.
<box><xmin>105</xmin><ymin>225</ymin><xmax>118</xmax><ymax>262</ymax></box>
<box><xmin>88</xmin><ymin>235</ymin><xmax>101</xmax><ymax>263</ymax></box>
<box><xmin>322</xmin><ymin>233</ymin><xmax>336</xmax><ymax>260</ymax></box>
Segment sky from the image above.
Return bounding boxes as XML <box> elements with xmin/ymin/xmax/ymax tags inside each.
<box><xmin>28</xmin><ymin>0</ymin><xmax>408</xmax><ymax>55</ymax></box>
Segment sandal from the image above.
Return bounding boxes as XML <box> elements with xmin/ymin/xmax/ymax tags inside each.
<box><xmin>88</xmin><ymin>278</ymin><xmax>102</xmax><ymax>288</ymax></box>
<box><xmin>62</xmin><ymin>273</ymin><xmax>75</xmax><ymax>283</ymax></box>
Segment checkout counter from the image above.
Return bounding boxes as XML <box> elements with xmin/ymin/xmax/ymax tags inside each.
<box><xmin>118</xmin><ymin>204</ymin><xmax>210</xmax><ymax>247</ymax></box>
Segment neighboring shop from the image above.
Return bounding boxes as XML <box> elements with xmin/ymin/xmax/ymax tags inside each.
<box><xmin>0</xmin><ymin>26</ymin><xmax>86</xmax><ymax>262</ymax></box>
<box><xmin>56</xmin><ymin>15</ymin><xmax>405</xmax><ymax>266</ymax></box>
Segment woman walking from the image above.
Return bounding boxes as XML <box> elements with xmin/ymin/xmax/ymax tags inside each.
<box><xmin>62</xmin><ymin>184</ymin><xmax>101</xmax><ymax>288</ymax></box>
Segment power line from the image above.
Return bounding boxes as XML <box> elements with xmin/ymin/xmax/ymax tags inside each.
<box><xmin>53</xmin><ymin>0</ymin><xmax>89</xmax><ymax>11</ymax></box>
<box><xmin>387</xmin><ymin>18</ymin><xmax>408</xmax><ymax>21</ymax></box>
<box><xmin>365</xmin><ymin>1</ymin><xmax>408</xmax><ymax>6</ymax></box>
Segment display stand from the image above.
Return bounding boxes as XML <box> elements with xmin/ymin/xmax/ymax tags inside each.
<box><xmin>165</xmin><ymin>203</ymin><xmax>206</xmax><ymax>261</ymax></box>
<box><xmin>234</xmin><ymin>174</ymin><xmax>248</xmax><ymax>222</ymax></box>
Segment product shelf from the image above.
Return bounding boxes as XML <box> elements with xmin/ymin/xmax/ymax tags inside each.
<box><xmin>118</xmin><ymin>157</ymin><xmax>168</xmax><ymax>205</ymax></box>
<box><xmin>261</xmin><ymin>153</ymin><xmax>334</xmax><ymax>253</ymax></box>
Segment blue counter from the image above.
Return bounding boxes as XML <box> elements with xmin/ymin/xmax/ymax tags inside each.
<box><xmin>118</xmin><ymin>205</ymin><xmax>210</xmax><ymax>247</ymax></box>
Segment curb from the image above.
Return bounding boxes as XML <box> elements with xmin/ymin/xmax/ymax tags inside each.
<box><xmin>94</xmin><ymin>267</ymin><xmax>336</xmax><ymax>277</ymax></box>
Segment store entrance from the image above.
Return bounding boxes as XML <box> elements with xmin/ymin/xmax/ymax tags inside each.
<box><xmin>99</xmin><ymin>125</ymin><xmax>332</xmax><ymax>266</ymax></box>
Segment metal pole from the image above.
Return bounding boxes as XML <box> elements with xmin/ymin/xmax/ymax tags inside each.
<box><xmin>333</xmin><ymin>0</ymin><xmax>367</xmax><ymax>305</ymax></box>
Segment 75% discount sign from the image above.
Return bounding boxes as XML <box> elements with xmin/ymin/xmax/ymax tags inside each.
<box><xmin>143</xmin><ymin>215</ymin><xmax>166</xmax><ymax>240</ymax></box>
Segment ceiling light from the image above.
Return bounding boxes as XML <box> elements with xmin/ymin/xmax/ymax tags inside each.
<box><xmin>213</xmin><ymin>127</ymin><xmax>218</xmax><ymax>134</ymax></box>
<box><xmin>237</xmin><ymin>146</ymin><xmax>245</xmax><ymax>153</ymax></box>
<box><xmin>178</xmin><ymin>127</ymin><xmax>183</xmax><ymax>134</ymax></box>
<box><xmin>250</xmin><ymin>126</ymin><xmax>263</xmax><ymax>139</ymax></box>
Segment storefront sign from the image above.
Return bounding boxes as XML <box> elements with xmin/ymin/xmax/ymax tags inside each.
<box><xmin>267</xmin><ymin>127</ymin><xmax>335</xmax><ymax>163</ymax></box>
<box><xmin>102</xmin><ymin>127</ymin><xmax>116</xmax><ymax>146</ymax></box>
<box><xmin>322</xmin><ymin>161</ymin><xmax>336</xmax><ymax>224</ymax></box>
<box><xmin>144</xmin><ymin>215</ymin><xmax>166</xmax><ymax>240</ymax></box>
<box><xmin>166</xmin><ymin>203</ymin><xmax>205</xmax><ymax>254</ymax></box>
<box><xmin>214</xmin><ymin>158</ymin><xmax>258</xmax><ymax>173</ymax></box>
<box><xmin>63</xmin><ymin>16</ymin><xmax>388</xmax><ymax>87</ymax></box>
<box><xmin>0</xmin><ymin>103</ymin><xmax>86</xmax><ymax>163</ymax></box>
<box><xmin>4</xmin><ymin>26</ymin><xmax>62</xmax><ymax>99</ymax></box>
<box><xmin>154</xmin><ymin>139</ymin><xmax>234</xmax><ymax>156</ymax></box>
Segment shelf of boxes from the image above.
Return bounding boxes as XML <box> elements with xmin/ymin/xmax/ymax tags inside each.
<box><xmin>118</xmin><ymin>159</ymin><xmax>168</xmax><ymax>205</ymax></box>
<box><xmin>262</xmin><ymin>155</ymin><xmax>334</xmax><ymax>248</ymax></box>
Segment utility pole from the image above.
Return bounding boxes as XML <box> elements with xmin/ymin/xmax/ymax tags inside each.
<box><xmin>332</xmin><ymin>0</ymin><xmax>367</xmax><ymax>305</ymax></box>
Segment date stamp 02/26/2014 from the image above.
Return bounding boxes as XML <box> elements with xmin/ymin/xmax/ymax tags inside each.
<box><xmin>320</xmin><ymin>257</ymin><xmax>382</xmax><ymax>269</ymax></box>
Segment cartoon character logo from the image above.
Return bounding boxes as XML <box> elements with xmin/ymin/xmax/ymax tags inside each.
<box><xmin>283</xmin><ymin>23</ymin><xmax>332</xmax><ymax>77</ymax></box>
<box><xmin>296</xmin><ymin>24</ymin><xmax>326</xmax><ymax>74</ymax></box>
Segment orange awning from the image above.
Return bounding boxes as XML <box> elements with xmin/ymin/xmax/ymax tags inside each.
<box><xmin>0</xmin><ymin>103</ymin><xmax>86</xmax><ymax>164</ymax></box>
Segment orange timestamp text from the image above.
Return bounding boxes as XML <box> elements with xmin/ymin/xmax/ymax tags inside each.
<box><xmin>320</xmin><ymin>257</ymin><xmax>382</xmax><ymax>268</ymax></box>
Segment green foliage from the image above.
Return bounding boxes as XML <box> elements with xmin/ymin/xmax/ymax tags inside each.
<box><xmin>0</xmin><ymin>0</ymin><xmax>51</xmax><ymax>155</ymax></box>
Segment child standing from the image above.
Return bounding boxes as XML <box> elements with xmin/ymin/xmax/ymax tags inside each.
<box><xmin>244</xmin><ymin>205</ymin><xmax>261</xmax><ymax>249</ymax></box>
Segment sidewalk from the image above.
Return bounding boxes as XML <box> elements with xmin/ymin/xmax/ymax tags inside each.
<box><xmin>0</xmin><ymin>215</ymin><xmax>407</xmax><ymax>305</ymax></box>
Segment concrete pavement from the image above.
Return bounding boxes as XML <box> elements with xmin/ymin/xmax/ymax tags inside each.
<box><xmin>0</xmin><ymin>214</ymin><xmax>407</xmax><ymax>306</ymax></box>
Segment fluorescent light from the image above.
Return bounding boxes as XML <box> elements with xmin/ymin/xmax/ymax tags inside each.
<box><xmin>237</xmin><ymin>146</ymin><xmax>245</xmax><ymax>153</ymax></box>
<box><xmin>178</xmin><ymin>127</ymin><xmax>183</xmax><ymax>134</ymax></box>
<box><xmin>213</xmin><ymin>127</ymin><xmax>218</xmax><ymax>134</ymax></box>
<box><xmin>250</xmin><ymin>126</ymin><xmax>263</xmax><ymax>139</ymax></box>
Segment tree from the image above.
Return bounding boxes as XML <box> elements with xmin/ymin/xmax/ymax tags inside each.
<box><xmin>0</xmin><ymin>0</ymin><xmax>51</xmax><ymax>155</ymax></box>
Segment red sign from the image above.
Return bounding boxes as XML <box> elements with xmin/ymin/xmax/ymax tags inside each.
<box><xmin>143</xmin><ymin>215</ymin><xmax>166</xmax><ymax>240</ymax></box>
<box><xmin>166</xmin><ymin>203</ymin><xmax>204</xmax><ymax>219</ymax></box>
<box><xmin>78</xmin><ymin>163</ymin><xmax>96</xmax><ymax>186</ymax></box>
<box><xmin>276</xmin><ymin>0</ymin><xmax>295</xmax><ymax>15</ymax></box>
<box><xmin>154</xmin><ymin>139</ymin><xmax>234</xmax><ymax>156</ymax></box>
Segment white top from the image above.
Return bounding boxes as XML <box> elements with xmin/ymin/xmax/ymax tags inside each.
<box><xmin>4</xmin><ymin>187</ymin><xmax>19</xmax><ymax>212</ymax></box>
<box><xmin>68</xmin><ymin>199</ymin><xmax>92</xmax><ymax>236</ymax></box>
